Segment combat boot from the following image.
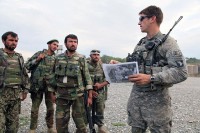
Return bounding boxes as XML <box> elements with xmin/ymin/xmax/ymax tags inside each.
<box><xmin>98</xmin><ymin>125</ymin><xmax>110</xmax><ymax>133</ymax></box>
<box><xmin>47</xmin><ymin>128</ymin><xmax>57</xmax><ymax>133</ymax></box>
<box><xmin>75</xmin><ymin>128</ymin><xmax>87</xmax><ymax>133</ymax></box>
<box><xmin>29</xmin><ymin>130</ymin><xmax>36</xmax><ymax>133</ymax></box>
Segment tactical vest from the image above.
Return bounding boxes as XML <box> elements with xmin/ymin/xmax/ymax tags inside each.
<box><xmin>55</xmin><ymin>53</ymin><xmax>84</xmax><ymax>100</ymax></box>
<box><xmin>87</xmin><ymin>61</ymin><xmax>104</xmax><ymax>85</ymax></box>
<box><xmin>128</xmin><ymin>32</ymin><xmax>167</xmax><ymax>75</ymax></box>
<box><xmin>31</xmin><ymin>50</ymin><xmax>55</xmax><ymax>91</ymax></box>
<box><xmin>0</xmin><ymin>49</ymin><xmax>23</xmax><ymax>87</ymax></box>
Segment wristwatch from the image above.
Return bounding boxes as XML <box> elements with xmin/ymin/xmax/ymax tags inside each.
<box><xmin>150</xmin><ymin>75</ymin><xmax>155</xmax><ymax>83</ymax></box>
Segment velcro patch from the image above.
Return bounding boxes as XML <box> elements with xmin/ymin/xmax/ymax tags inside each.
<box><xmin>175</xmin><ymin>60</ymin><xmax>184</xmax><ymax>67</ymax></box>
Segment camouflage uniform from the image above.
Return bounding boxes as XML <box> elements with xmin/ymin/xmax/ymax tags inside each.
<box><xmin>25</xmin><ymin>49</ymin><xmax>55</xmax><ymax>130</ymax></box>
<box><xmin>0</xmin><ymin>48</ymin><xmax>29</xmax><ymax>133</ymax></box>
<box><xmin>49</xmin><ymin>51</ymin><xmax>93</xmax><ymax>133</ymax></box>
<box><xmin>127</xmin><ymin>32</ymin><xmax>188</xmax><ymax>133</ymax></box>
<box><xmin>87</xmin><ymin>60</ymin><xmax>107</xmax><ymax>127</ymax></box>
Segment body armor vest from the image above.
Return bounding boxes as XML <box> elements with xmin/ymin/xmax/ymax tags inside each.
<box><xmin>3</xmin><ymin>53</ymin><xmax>22</xmax><ymax>86</ymax></box>
<box><xmin>127</xmin><ymin>33</ymin><xmax>167</xmax><ymax>74</ymax></box>
<box><xmin>55</xmin><ymin>53</ymin><xmax>83</xmax><ymax>100</ymax></box>
<box><xmin>87</xmin><ymin>61</ymin><xmax>104</xmax><ymax>84</ymax></box>
<box><xmin>0</xmin><ymin>49</ymin><xmax>23</xmax><ymax>86</ymax></box>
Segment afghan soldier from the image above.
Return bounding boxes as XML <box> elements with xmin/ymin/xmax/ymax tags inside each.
<box><xmin>25</xmin><ymin>39</ymin><xmax>59</xmax><ymax>133</ymax></box>
<box><xmin>125</xmin><ymin>6</ymin><xmax>188</xmax><ymax>133</ymax></box>
<box><xmin>48</xmin><ymin>34</ymin><xmax>93</xmax><ymax>133</ymax></box>
<box><xmin>87</xmin><ymin>49</ymin><xmax>109</xmax><ymax>133</ymax></box>
<box><xmin>0</xmin><ymin>31</ymin><xmax>29</xmax><ymax>133</ymax></box>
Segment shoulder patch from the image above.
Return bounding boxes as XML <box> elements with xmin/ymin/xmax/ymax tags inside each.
<box><xmin>172</xmin><ymin>50</ymin><xmax>182</xmax><ymax>56</ymax></box>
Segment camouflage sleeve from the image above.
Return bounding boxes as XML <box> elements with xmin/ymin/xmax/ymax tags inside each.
<box><xmin>25</xmin><ymin>51</ymin><xmax>41</xmax><ymax>70</ymax></box>
<box><xmin>153</xmin><ymin>37</ymin><xmax>188</xmax><ymax>85</ymax></box>
<box><xmin>47</xmin><ymin>59</ymin><xmax>57</xmax><ymax>92</ymax></box>
<box><xmin>82</xmin><ymin>58</ymin><xmax>93</xmax><ymax>90</ymax></box>
<box><xmin>22</xmin><ymin>67</ymin><xmax>30</xmax><ymax>92</ymax></box>
<box><xmin>20</xmin><ymin>56</ymin><xmax>30</xmax><ymax>92</ymax></box>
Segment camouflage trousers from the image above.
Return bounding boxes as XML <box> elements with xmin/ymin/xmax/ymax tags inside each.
<box><xmin>30</xmin><ymin>90</ymin><xmax>55</xmax><ymax>129</ymax></box>
<box><xmin>127</xmin><ymin>86</ymin><xmax>172</xmax><ymax>133</ymax></box>
<box><xmin>56</xmin><ymin>97</ymin><xmax>87</xmax><ymax>133</ymax></box>
<box><xmin>92</xmin><ymin>91</ymin><xmax>105</xmax><ymax>127</ymax></box>
<box><xmin>0</xmin><ymin>87</ymin><xmax>21</xmax><ymax>133</ymax></box>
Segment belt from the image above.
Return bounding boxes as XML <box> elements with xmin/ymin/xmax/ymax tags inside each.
<box><xmin>135</xmin><ymin>84</ymin><xmax>164</xmax><ymax>92</ymax></box>
<box><xmin>6</xmin><ymin>85</ymin><xmax>20</xmax><ymax>89</ymax></box>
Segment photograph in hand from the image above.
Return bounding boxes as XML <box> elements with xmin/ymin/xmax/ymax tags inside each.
<box><xmin>102</xmin><ymin>62</ymin><xmax>139</xmax><ymax>83</ymax></box>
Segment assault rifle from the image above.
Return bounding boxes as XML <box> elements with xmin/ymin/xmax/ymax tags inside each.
<box><xmin>84</xmin><ymin>91</ymin><xmax>96</xmax><ymax>133</ymax></box>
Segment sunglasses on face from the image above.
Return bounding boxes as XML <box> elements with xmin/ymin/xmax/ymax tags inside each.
<box><xmin>91</xmin><ymin>50</ymin><xmax>100</xmax><ymax>53</ymax></box>
<box><xmin>139</xmin><ymin>15</ymin><xmax>152</xmax><ymax>22</ymax></box>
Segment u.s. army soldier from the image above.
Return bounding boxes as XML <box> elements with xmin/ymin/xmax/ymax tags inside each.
<box><xmin>126</xmin><ymin>6</ymin><xmax>188</xmax><ymax>133</ymax></box>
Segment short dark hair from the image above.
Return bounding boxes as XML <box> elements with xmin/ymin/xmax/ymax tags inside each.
<box><xmin>47</xmin><ymin>39</ymin><xmax>59</xmax><ymax>44</ymax></box>
<box><xmin>64</xmin><ymin>34</ymin><xmax>78</xmax><ymax>43</ymax></box>
<box><xmin>2</xmin><ymin>31</ymin><xmax>18</xmax><ymax>41</ymax></box>
<box><xmin>139</xmin><ymin>5</ymin><xmax>163</xmax><ymax>26</ymax></box>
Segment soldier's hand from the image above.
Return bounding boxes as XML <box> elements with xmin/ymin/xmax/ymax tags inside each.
<box><xmin>20</xmin><ymin>92</ymin><xmax>27</xmax><ymax>101</ymax></box>
<box><xmin>36</xmin><ymin>53</ymin><xmax>45</xmax><ymax>62</ymax></box>
<box><xmin>87</xmin><ymin>97</ymin><xmax>92</xmax><ymax>106</ymax></box>
<box><xmin>93</xmin><ymin>83</ymin><xmax>102</xmax><ymax>90</ymax></box>
<box><xmin>109</xmin><ymin>60</ymin><xmax>119</xmax><ymax>64</ymax></box>
<box><xmin>128</xmin><ymin>74</ymin><xmax>151</xmax><ymax>85</ymax></box>
<box><xmin>49</xmin><ymin>92</ymin><xmax>56</xmax><ymax>103</ymax></box>
<box><xmin>92</xmin><ymin>90</ymin><xmax>98</xmax><ymax>98</ymax></box>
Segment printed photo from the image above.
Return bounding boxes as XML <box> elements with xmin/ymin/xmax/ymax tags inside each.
<box><xmin>102</xmin><ymin>62</ymin><xmax>139</xmax><ymax>83</ymax></box>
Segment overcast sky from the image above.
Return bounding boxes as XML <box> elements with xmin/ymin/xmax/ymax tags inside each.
<box><xmin>0</xmin><ymin>0</ymin><xmax>199</xmax><ymax>60</ymax></box>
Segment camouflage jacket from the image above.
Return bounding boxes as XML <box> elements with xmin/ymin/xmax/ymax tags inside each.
<box><xmin>132</xmin><ymin>32</ymin><xmax>188</xmax><ymax>90</ymax></box>
<box><xmin>25</xmin><ymin>49</ymin><xmax>56</xmax><ymax>92</ymax></box>
<box><xmin>0</xmin><ymin>48</ymin><xmax>29</xmax><ymax>92</ymax></box>
<box><xmin>48</xmin><ymin>51</ymin><xmax>93</xmax><ymax>100</ymax></box>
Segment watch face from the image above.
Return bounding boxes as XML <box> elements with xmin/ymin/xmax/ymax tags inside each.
<box><xmin>151</xmin><ymin>76</ymin><xmax>155</xmax><ymax>82</ymax></box>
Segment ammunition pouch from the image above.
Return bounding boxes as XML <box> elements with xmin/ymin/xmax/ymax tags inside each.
<box><xmin>55</xmin><ymin>62</ymin><xmax>79</xmax><ymax>88</ymax></box>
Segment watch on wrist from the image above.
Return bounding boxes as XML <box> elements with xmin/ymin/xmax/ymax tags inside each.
<box><xmin>150</xmin><ymin>75</ymin><xmax>155</xmax><ymax>83</ymax></box>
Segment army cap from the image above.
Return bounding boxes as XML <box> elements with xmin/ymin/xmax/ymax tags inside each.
<box><xmin>47</xmin><ymin>39</ymin><xmax>59</xmax><ymax>44</ymax></box>
<box><xmin>90</xmin><ymin>49</ymin><xmax>100</xmax><ymax>55</ymax></box>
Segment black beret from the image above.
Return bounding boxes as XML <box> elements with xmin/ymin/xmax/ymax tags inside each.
<box><xmin>47</xmin><ymin>39</ymin><xmax>59</xmax><ymax>44</ymax></box>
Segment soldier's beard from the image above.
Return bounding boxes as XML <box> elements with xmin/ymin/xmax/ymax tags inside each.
<box><xmin>5</xmin><ymin>44</ymin><xmax>15</xmax><ymax>51</ymax></box>
<box><xmin>67</xmin><ymin>47</ymin><xmax>76</xmax><ymax>52</ymax></box>
<box><xmin>92</xmin><ymin>58</ymin><xmax>99</xmax><ymax>63</ymax></box>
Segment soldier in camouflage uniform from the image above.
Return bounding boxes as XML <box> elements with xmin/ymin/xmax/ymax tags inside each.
<box><xmin>126</xmin><ymin>6</ymin><xmax>188</xmax><ymax>133</ymax></box>
<box><xmin>0</xmin><ymin>31</ymin><xmax>29</xmax><ymax>133</ymax></box>
<box><xmin>25</xmin><ymin>39</ymin><xmax>59</xmax><ymax>133</ymax></box>
<box><xmin>87</xmin><ymin>49</ymin><xmax>110</xmax><ymax>133</ymax></box>
<box><xmin>48</xmin><ymin>34</ymin><xmax>93</xmax><ymax>133</ymax></box>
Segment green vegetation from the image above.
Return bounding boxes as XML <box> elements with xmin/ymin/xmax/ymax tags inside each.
<box><xmin>101</xmin><ymin>55</ymin><xmax>126</xmax><ymax>63</ymax></box>
<box><xmin>186</xmin><ymin>57</ymin><xmax>200</xmax><ymax>64</ymax></box>
<box><xmin>19</xmin><ymin>116</ymin><xmax>30</xmax><ymax>126</ymax></box>
<box><xmin>111</xmin><ymin>122</ymin><xmax>126</xmax><ymax>126</ymax></box>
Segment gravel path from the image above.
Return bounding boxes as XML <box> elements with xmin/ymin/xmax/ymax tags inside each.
<box><xmin>18</xmin><ymin>77</ymin><xmax>200</xmax><ymax>133</ymax></box>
